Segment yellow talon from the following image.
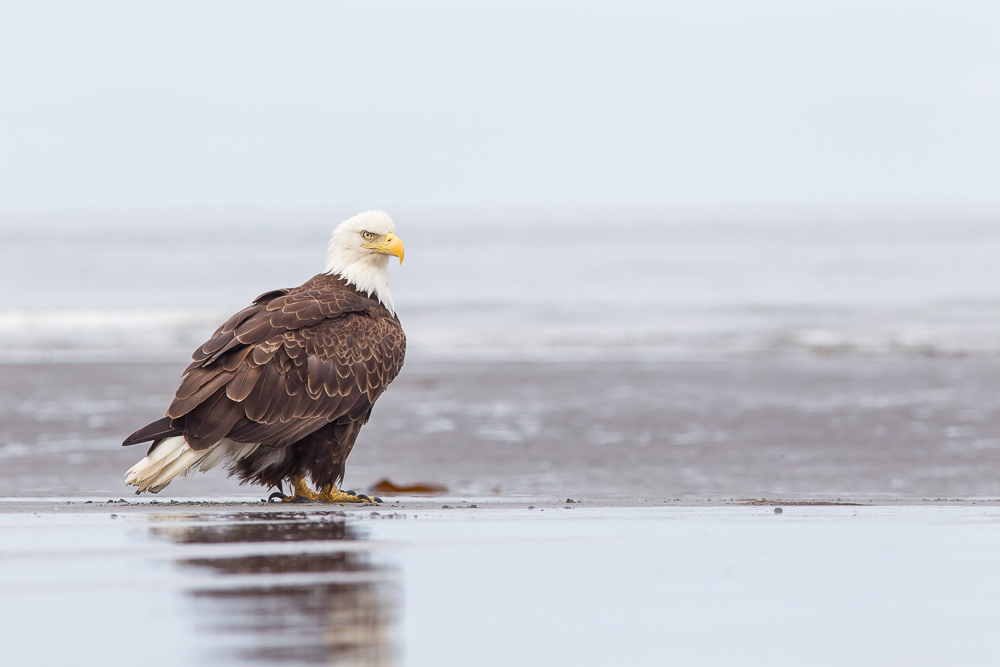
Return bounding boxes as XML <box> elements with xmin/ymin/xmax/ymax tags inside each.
<box><xmin>320</xmin><ymin>483</ymin><xmax>375</xmax><ymax>503</ymax></box>
<box><xmin>280</xmin><ymin>477</ymin><xmax>375</xmax><ymax>503</ymax></box>
<box><xmin>281</xmin><ymin>476</ymin><xmax>322</xmax><ymax>502</ymax></box>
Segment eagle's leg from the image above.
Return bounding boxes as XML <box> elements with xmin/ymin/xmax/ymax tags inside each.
<box><xmin>281</xmin><ymin>476</ymin><xmax>322</xmax><ymax>502</ymax></box>
<box><xmin>319</xmin><ymin>483</ymin><xmax>376</xmax><ymax>503</ymax></box>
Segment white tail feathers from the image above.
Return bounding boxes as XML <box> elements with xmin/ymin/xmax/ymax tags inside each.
<box><xmin>124</xmin><ymin>436</ymin><xmax>260</xmax><ymax>493</ymax></box>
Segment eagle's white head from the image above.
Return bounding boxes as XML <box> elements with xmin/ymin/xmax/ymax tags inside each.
<box><xmin>324</xmin><ymin>210</ymin><xmax>404</xmax><ymax>315</ymax></box>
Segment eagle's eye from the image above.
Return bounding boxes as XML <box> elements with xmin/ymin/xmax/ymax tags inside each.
<box><xmin>361</xmin><ymin>231</ymin><xmax>375</xmax><ymax>241</ymax></box>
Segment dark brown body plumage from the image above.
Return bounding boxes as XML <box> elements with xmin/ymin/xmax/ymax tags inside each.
<box><xmin>123</xmin><ymin>273</ymin><xmax>406</xmax><ymax>489</ymax></box>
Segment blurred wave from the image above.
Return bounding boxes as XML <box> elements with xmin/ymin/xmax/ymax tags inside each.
<box><xmin>3</xmin><ymin>215</ymin><xmax>1000</xmax><ymax>361</ymax></box>
<box><xmin>3</xmin><ymin>301</ymin><xmax>1000</xmax><ymax>362</ymax></box>
<box><xmin>0</xmin><ymin>309</ymin><xmax>221</xmax><ymax>362</ymax></box>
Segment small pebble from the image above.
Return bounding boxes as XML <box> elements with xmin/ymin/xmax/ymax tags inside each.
<box><xmin>774</xmin><ymin>507</ymin><xmax>783</xmax><ymax>514</ymax></box>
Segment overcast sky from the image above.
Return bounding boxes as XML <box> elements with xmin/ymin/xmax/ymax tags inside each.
<box><xmin>1</xmin><ymin>1</ymin><xmax>998</xmax><ymax>216</ymax></box>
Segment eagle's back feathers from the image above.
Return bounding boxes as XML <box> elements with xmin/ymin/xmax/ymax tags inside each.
<box><xmin>123</xmin><ymin>272</ymin><xmax>406</xmax><ymax>491</ymax></box>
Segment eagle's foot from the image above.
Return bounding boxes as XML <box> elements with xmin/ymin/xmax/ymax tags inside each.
<box><xmin>320</xmin><ymin>484</ymin><xmax>379</xmax><ymax>503</ymax></box>
<box><xmin>278</xmin><ymin>478</ymin><xmax>382</xmax><ymax>503</ymax></box>
<box><xmin>280</xmin><ymin>476</ymin><xmax>323</xmax><ymax>503</ymax></box>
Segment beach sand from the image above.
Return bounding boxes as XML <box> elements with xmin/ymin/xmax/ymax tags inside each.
<box><xmin>3</xmin><ymin>356</ymin><xmax>1000</xmax><ymax>501</ymax></box>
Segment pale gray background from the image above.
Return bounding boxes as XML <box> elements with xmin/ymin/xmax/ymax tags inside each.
<box><xmin>1</xmin><ymin>1</ymin><xmax>998</xmax><ymax>215</ymax></box>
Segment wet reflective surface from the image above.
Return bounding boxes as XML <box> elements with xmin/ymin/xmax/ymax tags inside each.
<box><xmin>157</xmin><ymin>512</ymin><xmax>395</xmax><ymax>666</ymax></box>
<box><xmin>0</xmin><ymin>508</ymin><xmax>397</xmax><ymax>667</ymax></box>
<box><xmin>5</xmin><ymin>504</ymin><xmax>1000</xmax><ymax>667</ymax></box>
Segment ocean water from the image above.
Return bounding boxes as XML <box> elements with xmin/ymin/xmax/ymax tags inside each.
<box><xmin>3</xmin><ymin>215</ymin><xmax>1000</xmax><ymax>361</ymax></box>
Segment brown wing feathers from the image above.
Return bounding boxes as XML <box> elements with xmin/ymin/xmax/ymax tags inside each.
<box><xmin>183</xmin><ymin>388</ymin><xmax>244</xmax><ymax>449</ymax></box>
<box><xmin>121</xmin><ymin>416</ymin><xmax>183</xmax><ymax>447</ymax></box>
<box><xmin>123</xmin><ymin>273</ymin><xmax>406</xmax><ymax>453</ymax></box>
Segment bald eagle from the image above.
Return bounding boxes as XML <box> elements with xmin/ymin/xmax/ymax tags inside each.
<box><xmin>122</xmin><ymin>211</ymin><xmax>405</xmax><ymax>503</ymax></box>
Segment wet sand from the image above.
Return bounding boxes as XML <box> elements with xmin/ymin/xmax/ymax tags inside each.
<box><xmin>3</xmin><ymin>501</ymin><xmax>1000</xmax><ymax>667</ymax></box>
<box><xmin>3</xmin><ymin>356</ymin><xmax>1000</xmax><ymax>500</ymax></box>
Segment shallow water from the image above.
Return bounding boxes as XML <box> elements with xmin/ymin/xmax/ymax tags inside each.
<box><xmin>3</xmin><ymin>504</ymin><xmax>1000</xmax><ymax>666</ymax></box>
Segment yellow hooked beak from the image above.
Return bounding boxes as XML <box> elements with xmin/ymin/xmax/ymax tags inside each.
<box><xmin>365</xmin><ymin>232</ymin><xmax>405</xmax><ymax>264</ymax></box>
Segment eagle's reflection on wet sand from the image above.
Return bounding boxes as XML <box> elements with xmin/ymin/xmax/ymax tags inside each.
<box><xmin>151</xmin><ymin>512</ymin><xmax>396</xmax><ymax>666</ymax></box>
